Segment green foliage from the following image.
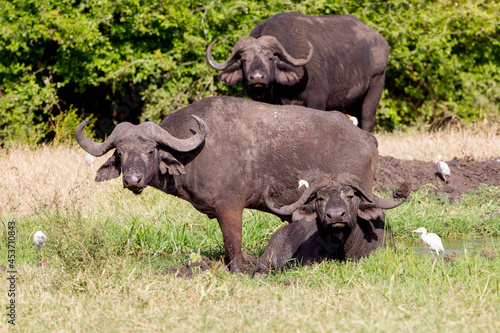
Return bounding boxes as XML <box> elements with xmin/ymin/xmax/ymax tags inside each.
<box><xmin>0</xmin><ymin>75</ymin><xmax>59</xmax><ymax>146</ymax></box>
<box><xmin>0</xmin><ymin>0</ymin><xmax>499</xmax><ymax>143</ymax></box>
<box><xmin>49</xmin><ymin>106</ymin><xmax>97</xmax><ymax>144</ymax></box>
<box><xmin>370</xmin><ymin>0</ymin><xmax>500</xmax><ymax>129</ymax></box>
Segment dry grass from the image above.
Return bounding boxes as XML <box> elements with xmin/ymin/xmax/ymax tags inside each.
<box><xmin>376</xmin><ymin>121</ymin><xmax>500</xmax><ymax>161</ymax></box>
<box><xmin>0</xmin><ymin>144</ymin><xmax>115</xmax><ymax>217</ymax></box>
<box><xmin>1</xmin><ymin>123</ymin><xmax>499</xmax><ymax>217</ymax></box>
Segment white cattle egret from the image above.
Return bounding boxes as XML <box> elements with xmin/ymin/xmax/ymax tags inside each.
<box><xmin>298</xmin><ymin>179</ymin><xmax>309</xmax><ymax>189</ymax></box>
<box><xmin>85</xmin><ymin>152</ymin><xmax>95</xmax><ymax>170</ymax></box>
<box><xmin>33</xmin><ymin>231</ymin><xmax>47</xmax><ymax>252</ymax></box>
<box><xmin>346</xmin><ymin>114</ymin><xmax>359</xmax><ymax>127</ymax></box>
<box><xmin>412</xmin><ymin>227</ymin><xmax>444</xmax><ymax>255</ymax></box>
<box><xmin>437</xmin><ymin>155</ymin><xmax>450</xmax><ymax>183</ymax></box>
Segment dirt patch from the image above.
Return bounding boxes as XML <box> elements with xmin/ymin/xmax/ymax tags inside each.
<box><xmin>375</xmin><ymin>156</ymin><xmax>500</xmax><ymax>199</ymax></box>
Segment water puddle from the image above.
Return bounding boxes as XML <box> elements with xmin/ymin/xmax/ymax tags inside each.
<box><xmin>404</xmin><ymin>237</ymin><xmax>499</xmax><ymax>255</ymax></box>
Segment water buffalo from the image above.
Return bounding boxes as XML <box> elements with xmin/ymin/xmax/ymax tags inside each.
<box><xmin>206</xmin><ymin>12</ymin><xmax>390</xmax><ymax>132</ymax></box>
<box><xmin>76</xmin><ymin>96</ymin><xmax>381</xmax><ymax>273</ymax></box>
<box><xmin>252</xmin><ymin>173</ymin><xmax>409</xmax><ymax>274</ymax></box>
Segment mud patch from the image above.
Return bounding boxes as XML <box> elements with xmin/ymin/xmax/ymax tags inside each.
<box><xmin>375</xmin><ymin>156</ymin><xmax>500</xmax><ymax>199</ymax></box>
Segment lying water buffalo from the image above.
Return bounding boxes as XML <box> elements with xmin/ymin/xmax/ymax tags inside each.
<box><xmin>76</xmin><ymin>96</ymin><xmax>380</xmax><ymax>273</ymax></box>
<box><xmin>252</xmin><ymin>173</ymin><xmax>409</xmax><ymax>274</ymax></box>
<box><xmin>206</xmin><ymin>12</ymin><xmax>389</xmax><ymax>132</ymax></box>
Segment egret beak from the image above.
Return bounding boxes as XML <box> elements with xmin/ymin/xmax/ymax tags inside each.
<box><xmin>346</xmin><ymin>114</ymin><xmax>359</xmax><ymax>126</ymax></box>
<box><xmin>411</xmin><ymin>230</ymin><xmax>417</xmax><ymax>233</ymax></box>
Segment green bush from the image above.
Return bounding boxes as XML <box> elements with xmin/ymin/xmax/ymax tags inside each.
<box><xmin>0</xmin><ymin>0</ymin><xmax>498</xmax><ymax>145</ymax></box>
<box><xmin>371</xmin><ymin>0</ymin><xmax>500</xmax><ymax>129</ymax></box>
<box><xmin>0</xmin><ymin>75</ymin><xmax>59</xmax><ymax>146</ymax></box>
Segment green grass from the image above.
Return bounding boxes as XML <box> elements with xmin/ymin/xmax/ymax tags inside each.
<box><xmin>1</xmin><ymin>183</ymin><xmax>500</xmax><ymax>331</ymax></box>
<box><xmin>386</xmin><ymin>185</ymin><xmax>500</xmax><ymax>239</ymax></box>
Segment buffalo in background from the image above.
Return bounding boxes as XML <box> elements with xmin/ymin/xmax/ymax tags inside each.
<box><xmin>206</xmin><ymin>12</ymin><xmax>390</xmax><ymax>132</ymax></box>
<box><xmin>76</xmin><ymin>96</ymin><xmax>382</xmax><ymax>273</ymax></box>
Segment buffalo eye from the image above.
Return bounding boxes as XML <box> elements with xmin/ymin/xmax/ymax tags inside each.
<box><xmin>342</xmin><ymin>187</ymin><xmax>355</xmax><ymax>198</ymax></box>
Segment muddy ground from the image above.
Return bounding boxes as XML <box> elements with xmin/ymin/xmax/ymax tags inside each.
<box><xmin>375</xmin><ymin>156</ymin><xmax>500</xmax><ymax>199</ymax></box>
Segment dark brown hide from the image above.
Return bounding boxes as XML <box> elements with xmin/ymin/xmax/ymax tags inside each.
<box><xmin>252</xmin><ymin>174</ymin><xmax>409</xmax><ymax>274</ymax></box>
<box><xmin>206</xmin><ymin>12</ymin><xmax>389</xmax><ymax>132</ymax></box>
<box><xmin>252</xmin><ymin>214</ymin><xmax>392</xmax><ymax>274</ymax></box>
<box><xmin>77</xmin><ymin>96</ymin><xmax>379</xmax><ymax>272</ymax></box>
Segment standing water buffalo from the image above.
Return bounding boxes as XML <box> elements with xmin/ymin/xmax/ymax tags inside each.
<box><xmin>206</xmin><ymin>12</ymin><xmax>390</xmax><ymax>132</ymax></box>
<box><xmin>76</xmin><ymin>96</ymin><xmax>382</xmax><ymax>273</ymax></box>
<box><xmin>252</xmin><ymin>172</ymin><xmax>409</xmax><ymax>274</ymax></box>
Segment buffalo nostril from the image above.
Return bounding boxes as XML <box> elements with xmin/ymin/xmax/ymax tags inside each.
<box><xmin>250</xmin><ymin>72</ymin><xmax>265</xmax><ymax>80</ymax></box>
<box><xmin>124</xmin><ymin>174</ymin><xmax>142</xmax><ymax>187</ymax></box>
<box><xmin>326</xmin><ymin>209</ymin><xmax>346</xmax><ymax>221</ymax></box>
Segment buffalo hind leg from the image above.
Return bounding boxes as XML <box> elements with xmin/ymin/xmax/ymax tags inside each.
<box><xmin>216</xmin><ymin>208</ymin><xmax>244</xmax><ymax>273</ymax></box>
<box><xmin>360</xmin><ymin>71</ymin><xmax>386</xmax><ymax>132</ymax></box>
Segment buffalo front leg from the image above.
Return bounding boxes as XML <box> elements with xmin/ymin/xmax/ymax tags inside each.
<box><xmin>216</xmin><ymin>208</ymin><xmax>244</xmax><ymax>273</ymax></box>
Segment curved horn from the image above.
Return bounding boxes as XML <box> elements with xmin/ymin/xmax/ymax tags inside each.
<box><xmin>75</xmin><ymin>120</ymin><xmax>133</xmax><ymax>157</ymax></box>
<box><xmin>206</xmin><ymin>37</ymin><xmax>255</xmax><ymax>71</ymax></box>
<box><xmin>370</xmin><ymin>195</ymin><xmax>407</xmax><ymax>209</ymax></box>
<box><xmin>348</xmin><ymin>178</ymin><xmax>409</xmax><ymax>210</ymax></box>
<box><xmin>264</xmin><ymin>178</ymin><xmax>329</xmax><ymax>216</ymax></box>
<box><xmin>146</xmin><ymin>115</ymin><xmax>207</xmax><ymax>152</ymax></box>
<box><xmin>369</xmin><ymin>182</ymin><xmax>410</xmax><ymax>209</ymax></box>
<box><xmin>335</xmin><ymin>173</ymin><xmax>410</xmax><ymax>210</ymax></box>
<box><xmin>259</xmin><ymin>36</ymin><xmax>313</xmax><ymax>67</ymax></box>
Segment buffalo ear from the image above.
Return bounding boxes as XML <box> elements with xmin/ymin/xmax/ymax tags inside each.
<box><xmin>159</xmin><ymin>151</ymin><xmax>186</xmax><ymax>176</ymax></box>
<box><xmin>292</xmin><ymin>209</ymin><xmax>317</xmax><ymax>223</ymax></box>
<box><xmin>275</xmin><ymin>62</ymin><xmax>301</xmax><ymax>86</ymax></box>
<box><xmin>291</xmin><ymin>203</ymin><xmax>317</xmax><ymax>223</ymax></box>
<box><xmin>219</xmin><ymin>62</ymin><xmax>243</xmax><ymax>85</ymax></box>
<box><xmin>96</xmin><ymin>152</ymin><xmax>121</xmax><ymax>182</ymax></box>
<box><xmin>358</xmin><ymin>201</ymin><xmax>384</xmax><ymax>221</ymax></box>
